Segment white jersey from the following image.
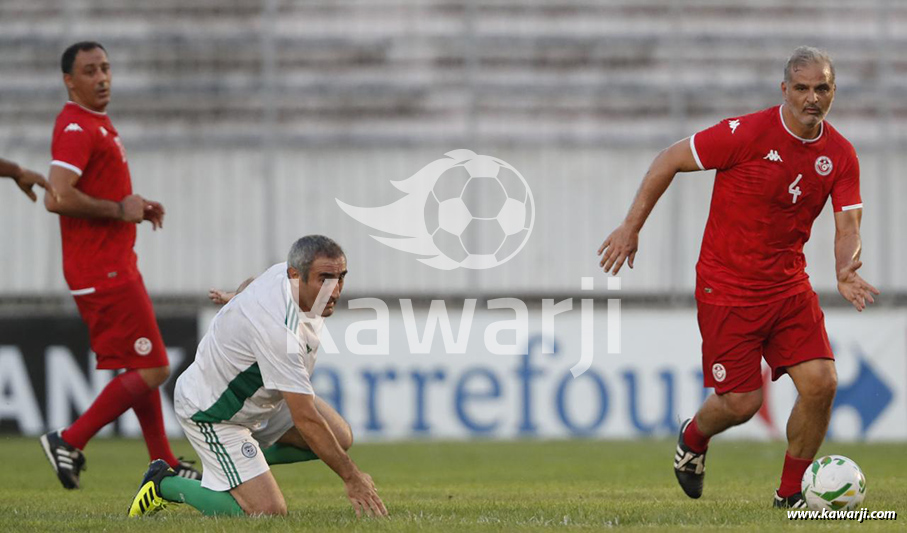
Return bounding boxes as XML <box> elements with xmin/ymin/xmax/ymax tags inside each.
<box><xmin>174</xmin><ymin>262</ymin><xmax>323</xmax><ymax>427</ymax></box>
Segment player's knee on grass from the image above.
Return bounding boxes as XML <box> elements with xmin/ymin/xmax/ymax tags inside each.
<box><xmin>721</xmin><ymin>390</ymin><xmax>763</xmax><ymax>423</ymax></box>
<box><xmin>238</xmin><ymin>492</ymin><xmax>287</xmax><ymax>516</ymax></box>
<box><xmin>247</xmin><ymin>500</ymin><xmax>288</xmax><ymax>517</ymax></box>
<box><xmin>233</xmin><ymin>499</ymin><xmax>287</xmax><ymax>517</ymax></box>
<box><xmin>137</xmin><ymin>365</ymin><xmax>171</xmax><ymax>388</ymax></box>
<box><xmin>230</xmin><ymin>470</ymin><xmax>287</xmax><ymax>516</ymax></box>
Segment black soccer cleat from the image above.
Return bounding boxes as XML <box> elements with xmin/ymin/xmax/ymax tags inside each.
<box><xmin>128</xmin><ymin>459</ymin><xmax>177</xmax><ymax>517</ymax></box>
<box><xmin>40</xmin><ymin>430</ymin><xmax>87</xmax><ymax>490</ymax></box>
<box><xmin>773</xmin><ymin>491</ymin><xmax>807</xmax><ymax>509</ymax></box>
<box><xmin>173</xmin><ymin>457</ymin><xmax>202</xmax><ymax>480</ymax></box>
<box><xmin>674</xmin><ymin>418</ymin><xmax>707</xmax><ymax>499</ymax></box>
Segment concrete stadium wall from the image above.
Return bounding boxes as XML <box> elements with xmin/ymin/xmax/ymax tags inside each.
<box><xmin>0</xmin><ymin>147</ymin><xmax>902</xmax><ymax>297</ymax></box>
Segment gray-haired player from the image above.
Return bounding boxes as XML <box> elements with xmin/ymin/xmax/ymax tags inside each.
<box><xmin>129</xmin><ymin>235</ymin><xmax>387</xmax><ymax>518</ymax></box>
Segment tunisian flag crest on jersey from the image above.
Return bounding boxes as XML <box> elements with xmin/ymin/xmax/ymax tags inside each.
<box><xmin>815</xmin><ymin>156</ymin><xmax>833</xmax><ymax>176</ymax></box>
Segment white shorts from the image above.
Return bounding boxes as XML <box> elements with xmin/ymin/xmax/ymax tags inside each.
<box><xmin>178</xmin><ymin>403</ymin><xmax>295</xmax><ymax>492</ymax></box>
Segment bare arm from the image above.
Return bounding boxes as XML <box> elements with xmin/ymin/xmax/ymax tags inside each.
<box><xmin>833</xmin><ymin>209</ymin><xmax>880</xmax><ymax>312</ymax></box>
<box><xmin>1</xmin><ymin>157</ymin><xmax>48</xmax><ymax>202</ymax></box>
<box><xmin>0</xmin><ymin>158</ymin><xmax>18</xmax><ymax>178</ymax></box>
<box><xmin>44</xmin><ymin>165</ymin><xmax>165</xmax><ymax>228</ymax></box>
<box><xmin>283</xmin><ymin>391</ymin><xmax>356</xmax><ymax>479</ymax></box>
<box><xmin>282</xmin><ymin>391</ymin><xmax>387</xmax><ymax>517</ymax></box>
<box><xmin>598</xmin><ymin>138</ymin><xmax>702</xmax><ymax>275</ymax></box>
<box><xmin>45</xmin><ymin>164</ymin><xmax>134</xmax><ymax>220</ymax></box>
<box><xmin>208</xmin><ymin>276</ymin><xmax>255</xmax><ymax>305</ymax></box>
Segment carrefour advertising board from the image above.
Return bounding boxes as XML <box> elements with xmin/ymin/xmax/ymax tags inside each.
<box><xmin>1</xmin><ymin>306</ymin><xmax>904</xmax><ymax>442</ymax></box>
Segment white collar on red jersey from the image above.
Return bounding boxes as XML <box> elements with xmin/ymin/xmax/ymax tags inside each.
<box><xmin>66</xmin><ymin>101</ymin><xmax>108</xmax><ymax>116</ymax></box>
<box><xmin>779</xmin><ymin>105</ymin><xmax>823</xmax><ymax>143</ymax></box>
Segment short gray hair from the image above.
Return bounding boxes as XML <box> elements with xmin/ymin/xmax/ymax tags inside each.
<box><xmin>784</xmin><ymin>46</ymin><xmax>835</xmax><ymax>84</ymax></box>
<box><xmin>287</xmin><ymin>235</ymin><xmax>345</xmax><ymax>281</ymax></box>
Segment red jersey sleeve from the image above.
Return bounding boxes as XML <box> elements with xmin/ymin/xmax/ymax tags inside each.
<box><xmin>51</xmin><ymin>119</ymin><xmax>94</xmax><ymax>177</ymax></box>
<box><xmin>830</xmin><ymin>146</ymin><xmax>862</xmax><ymax>212</ymax></box>
<box><xmin>689</xmin><ymin>117</ymin><xmax>752</xmax><ymax>171</ymax></box>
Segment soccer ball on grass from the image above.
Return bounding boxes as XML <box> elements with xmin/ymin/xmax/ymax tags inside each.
<box><xmin>801</xmin><ymin>455</ymin><xmax>867</xmax><ymax>511</ymax></box>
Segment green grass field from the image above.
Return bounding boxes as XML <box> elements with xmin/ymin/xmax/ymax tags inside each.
<box><xmin>2</xmin><ymin>437</ymin><xmax>904</xmax><ymax>531</ymax></box>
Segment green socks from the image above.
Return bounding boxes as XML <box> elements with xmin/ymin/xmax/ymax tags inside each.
<box><xmin>160</xmin><ymin>476</ymin><xmax>244</xmax><ymax>516</ymax></box>
<box><xmin>156</xmin><ymin>445</ymin><xmax>317</xmax><ymax>516</ymax></box>
<box><xmin>263</xmin><ymin>443</ymin><xmax>320</xmax><ymax>465</ymax></box>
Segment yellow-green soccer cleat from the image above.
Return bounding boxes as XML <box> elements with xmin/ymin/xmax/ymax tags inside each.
<box><xmin>128</xmin><ymin>459</ymin><xmax>176</xmax><ymax>517</ymax></box>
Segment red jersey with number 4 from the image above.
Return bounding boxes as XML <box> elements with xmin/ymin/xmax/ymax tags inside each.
<box><xmin>51</xmin><ymin>102</ymin><xmax>138</xmax><ymax>291</ymax></box>
<box><xmin>690</xmin><ymin>105</ymin><xmax>862</xmax><ymax>306</ymax></box>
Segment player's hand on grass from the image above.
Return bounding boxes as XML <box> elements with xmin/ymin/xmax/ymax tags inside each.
<box><xmin>119</xmin><ymin>194</ymin><xmax>146</xmax><ymax>223</ymax></box>
<box><xmin>13</xmin><ymin>167</ymin><xmax>49</xmax><ymax>202</ymax></box>
<box><xmin>208</xmin><ymin>288</ymin><xmax>236</xmax><ymax>305</ymax></box>
<box><xmin>344</xmin><ymin>471</ymin><xmax>387</xmax><ymax>518</ymax></box>
<box><xmin>837</xmin><ymin>260</ymin><xmax>880</xmax><ymax>312</ymax></box>
<box><xmin>598</xmin><ymin>223</ymin><xmax>638</xmax><ymax>275</ymax></box>
<box><xmin>142</xmin><ymin>199</ymin><xmax>165</xmax><ymax>230</ymax></box>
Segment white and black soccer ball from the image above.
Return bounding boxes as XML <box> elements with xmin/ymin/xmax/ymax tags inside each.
<box><xmin>424</xmin><ymin>154</ymin><xmax>534</xmax><ymax>269</ymax></box>
<box><xmin>801</xmin><ymin>455</ymin><xmax>867</xmax><ymax>511</ymax></box>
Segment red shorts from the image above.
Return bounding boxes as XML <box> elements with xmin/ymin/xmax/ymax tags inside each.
<box><xmin>697</xmin><ymin>290</ymin><xmax>833</xmax><ymax>394</ymax></box>
<box><xmin>72</xmin><ymin>277</ymin><xmax>169</xmax><ymax>370</ymax></box>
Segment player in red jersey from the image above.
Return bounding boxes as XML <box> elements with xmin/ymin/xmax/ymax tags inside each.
<box><xmin>1</xmin><ymin>157</ymin><xmax>48</xmax><ymax>201</ymax></box>
<box><xmin>597</xmin><ymin>46</ymin><xmax>879</xmax><ymax>508</ymax></box>
<box><xmin>40</xmin><ymin>42</ymin><xmax>200</xmax><ymax>489</ymax></box>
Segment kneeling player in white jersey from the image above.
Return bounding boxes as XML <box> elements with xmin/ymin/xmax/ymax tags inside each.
<box><xmin>128</xmin><ymin>235</ymin><xmax>387</xmax><ymax>518</ymax></box>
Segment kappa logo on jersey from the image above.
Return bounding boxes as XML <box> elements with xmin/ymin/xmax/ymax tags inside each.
<box><xmin>63</xmin><ymin>123</ymin><xmax>83</xmax><ymax>133</ymax></box>
<box><xmin>763</xmin><ymin>150</ymin><xmax>783</xmax><ymax>162</ymax></box>
<box><xmin>728</xmin><ymin>119</ymin><xmax>740</xmax><ymax>134</ymax></box>
<box><xmin>99</xmin><ymin>126</ymin><xmax>108</xmax><ymax>137</ymax></box>
<box><xmin>815</xmin><ymin>155</ymin><xmax>833</xmax><ymax>176</ymax></box>
<box><xmin>712</xmin><ymin>363</ymin><xmax>727</xmax><ymax>382</ymax></box>
<box><xmin>113</xmin><ymin>136</ymin><xmax>128</xmax><ymax>162</ymax></box>
<box><xmin>134</xmin><ymin>337</ymin><xmax>152</xmax><ymax>356</ymax></box>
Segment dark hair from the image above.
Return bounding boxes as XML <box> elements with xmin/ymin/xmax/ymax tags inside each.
<box><xmin>288</xmin><ymin>235</ymin><xmax>345</xmax><ymax>281</ymax></box>
<box><xmin>61</xmin><ymin>41</ymin><xmax>107</xmax><ymax>74</ymax></box>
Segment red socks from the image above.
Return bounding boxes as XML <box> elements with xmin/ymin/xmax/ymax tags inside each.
<box><xmin>132</xmin><ymin>388</ymin><xmax>180</xmax><ymax>467</ymax></box>
<box><xmin>61</xmin><ymin>370</ymin><xmax>151</xmax><ymax>450</ymax></box>
<box><xmin>680</xmin><ymin>417</ymin><xmax>811</xmax><ymax>498</ymax></box>
<box><xmin>682</xmin><ymin>417</ymin><xmax>711</xmax><ymax>453</ymax></box>
<box><xmin>61</xmin><ymin>369</ymin><xmax>180</xmax><ymax>467</ymax></box>
<box><xmin>779</xmin><ymin>452</ymin><xmax>813</xmax><ymax>497</ymax></box>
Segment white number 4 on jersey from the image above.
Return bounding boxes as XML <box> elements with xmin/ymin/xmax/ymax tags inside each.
<box><xmin>789</xmin><ymin>174</ymin><xmax>803</xmax><ymax>204</ymax></box>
